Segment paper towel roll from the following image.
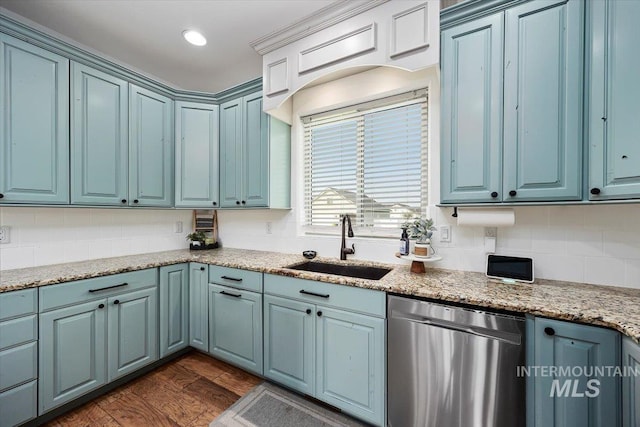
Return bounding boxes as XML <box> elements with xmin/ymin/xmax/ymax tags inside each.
<box><xmin>456</xmin><ymin>208</ymin><xmax>515</xmax><ymax>227</ymax></box>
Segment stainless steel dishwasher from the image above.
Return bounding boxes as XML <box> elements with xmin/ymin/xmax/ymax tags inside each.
<box><xmin>387</xmin><ymin>295</ymin><xmax>526</xmax><ymax>427</ymax></box>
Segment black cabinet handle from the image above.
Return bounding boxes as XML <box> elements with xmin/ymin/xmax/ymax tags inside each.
<box><xmin>98</xmin><ymin>303</ymin><xmax>105</xmax><ymax>309</ymax></box>
<box><xmin>114</xmin><ymin>299</ymin><xmax>120</xmax><ymax>305</ymax></box>
<box><xmin>220</xmin><ymin>290</ymin><xmax>241</xmax><ymax>298</ymax></box>
<box><xmin>241</xmin><ymin>200</ymin><xmax>246</xmax><ymax>205</ymax></box>
<box><xmin>89</xmin><ymin>282</ymin><xmax>128</xmax><ymax>293</ymax></box>
<box><xmin>121</xmin><ymin>199</ymin><xmax>127</xmax><ymax>204</ymax></box>
<box><xmin>213</xmin><ymin>202</ymin><xmax>217</xmax><ymax>206</ymax></box>
<box><xmin>200</xmin><ymin>267</ymin><xmax>205</xmax><ymax>271</ymax></box>
<box><xmin>300</xmin><ymin>290</ymin><xmax>330</xmax><ymax>298</ymax></box>
<box><xmin>221</xmin><ymin>276</ymin><xmax>242</xmax><ymax>282</ymax></box>
<box><xmin>590</xmin><ymin>188</ymin><xmax>601</xmax><ymax>195</ymax></box>
<box><xmin>236</xmin><ymin>201</ymin><xmax>240</xmax><ymax>205</ymax></box>
<box><xmin>544</xmin><ymin>327</ymin><xmax>555</xmax><ymax>336</ymax></box>
<box><xmin>317</xmin><ymin>311</ymin><xmax>323</xmax><ymax>317</ymax></box>
<box><xmin>133</xmin><ymin>199</ymin><xmax>139</xmax><ymax>204</ymax></box>
<box><xmin>509</xmin><ymin>190</ymin><xmax>517</xmax><ymax>197</ymax></box>
<box><xmin>491</xmin><ymin>192</ymin><xmax>498</xmax><ymax>198</ymax></box>
<box><xmin>0</xmin><ymin>193</ymin><xmax>4</xmax><ymax>199</ymax></box>
<box><xmin>306</xmin><ymin>309</ymin><xmax>312</xmax><ymax>315</ymax></box>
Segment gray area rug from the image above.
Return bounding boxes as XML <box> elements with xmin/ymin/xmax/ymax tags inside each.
<box><xmin>210</xmin><ymin>382</ymin><xmax>367</xmax><ymax>427</ymax></box>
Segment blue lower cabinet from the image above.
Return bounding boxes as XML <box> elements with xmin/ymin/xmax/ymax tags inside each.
<box><xmin>316</xmin><ymin>307</ymin><xmax>385</xmax><ymax>426</ymax></box>
<box><xmin>0</xmin><ymin>380</ymin><xmax>37</xmax><ymax>427</ymax></box>
<box><xmin>107</xmin><ymin>287</ymin><xmax>158</xmax><ymax>381</ymax></box>
<box><xmin>623</xmin><ymin>337</ymin><xmax>640</xmax><ymax>427</ymax></box>
<box><xmin>208</xmin><ymin>284</ymin><xmax>262</xmax><ymax>375</ymax></box>
<box><xmin>189</xmin><ymin>263</ymin><xmax>209</xmax><ymax>351</ymax></box>
<box><xmin>159</xmin><ymin>264</ymin><xmax>189</xmax><ymax>358</ymax></box>
<box><xmin>263</xmin><ymin>294</ymin><xmax>315</xmax><ymax>395</ymax></box>
<box><xmin>530</xmin><ymin>317</ymin><xmax>620</xmax><ymax>427</ymax></box>
<box><xmin>39</xmin><ymin>299</ymin><xmax>107</xmax><ymax>413</ymax></box>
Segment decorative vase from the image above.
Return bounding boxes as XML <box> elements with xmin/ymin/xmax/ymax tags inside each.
<box><xmin>414</xmin><ymin>241</ymin><xmax>431</xmax><ymax>257</ymax></box>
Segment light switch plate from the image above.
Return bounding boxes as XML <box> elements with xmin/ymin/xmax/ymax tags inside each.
<box><xmin>440</xmin><ymin>225</ymin><xmax>451</xmax><ymax>243</ymax></box>
<box><xmin>0</xmin><ymin>226</ymin><xmax>10</xmax><ymax>244</ymax></box>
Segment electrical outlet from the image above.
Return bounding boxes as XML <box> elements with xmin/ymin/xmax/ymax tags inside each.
<box><xmin>0</xmin><ymin>226</ymin><xmax>10</xmax><ymax>244</ymax></box>
<box><xmin>266</xmin><ymin>222</ymin><xmax>272</xmax><ymax>234</ymax></box>
<box><xmin>440</xmin><ymin>225</ymin><xmax>451</xmax><ymax>243</ymax></box>
<box><xmin>484</xmin><ymin>227</ymin><xmax>497</xmax><ymax>238</ymax></box>
<box><xmin>175</xmin><ymin>221</ymin><xmax>183</xmax><ymax>233</ymax></box>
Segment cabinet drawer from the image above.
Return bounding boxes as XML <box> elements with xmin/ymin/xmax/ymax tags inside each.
<box><xmin>209</xmin><ymin>266</ymin><xmax>262</xmax><ymax>292</ymax></box>
<box><xmin>0</xmin><ymin>289</ymin><xmax>37</xmax><ymax>321</ymax></box>
<box><xmin>0</xmin><ymin>380</ymin><xmax>37</xmax><ymax>427</ymax></box>
<box><xmin>0</xmin><ymin>342</ymin><xmax>37</xmax><ymax>392</ymax></box>
<box><xmin>0</xmin><ymin>315</ymin><xmax>37</xmax><ymax>350</ymax></box>
<box><xmin>39</xmin><ymin>269</ymin><xmax>158</xmax><ymax>312</ymax></box>
<box><xmin>264</xmin><ymin>274</ymin><xmax>385</xmax><ymax>318</ymax></box>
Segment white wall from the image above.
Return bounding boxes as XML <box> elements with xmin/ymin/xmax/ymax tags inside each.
<box><xmin>0</xmin><ymin>207</ymin><xmax>192</xmax><ymax>270</ymax></box>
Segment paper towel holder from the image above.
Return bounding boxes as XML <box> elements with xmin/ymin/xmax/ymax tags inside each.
<box><xmin>451</xmin><ymin>207</ymin><xmax>458</xmax><ymax>218</ymax></box>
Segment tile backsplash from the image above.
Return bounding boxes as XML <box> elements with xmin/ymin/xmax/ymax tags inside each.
<box><xmin>0</xmin><ymin>207</ymin><xmax>192</xmax><ymax>270</ymax></box>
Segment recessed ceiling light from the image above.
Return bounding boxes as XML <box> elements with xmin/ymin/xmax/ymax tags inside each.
<box><xmin>183</xmin><ymin>30</ymin><xmax>207</xmax><ymax>46</ymax></box>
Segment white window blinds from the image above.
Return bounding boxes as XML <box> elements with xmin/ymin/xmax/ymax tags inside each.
<box><xmin>303</xmin><ymin>90</ymin><xmax>428</xmax><ymax>235</ymax></box>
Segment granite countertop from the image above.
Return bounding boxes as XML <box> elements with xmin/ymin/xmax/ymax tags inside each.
<box><xmin>2</xmin><ymin>247</ymin><xmax>639</xmax><ymax>341</ymax></box>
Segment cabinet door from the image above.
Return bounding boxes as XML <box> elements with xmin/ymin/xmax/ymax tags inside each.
<box><xmin>107</xmin><ymin>287</ymin><xmax>158</xmax><ymax>381</ymax></box>
<box><xmin>440</xmin><ymin>13</ymin><xmax>503</xmax><ymax>203</ymax></box>
<box><xmin>503</xmin><ymin>0</ymin><xmax>583</xmax><ymax>202</ymax></box>
<box><xmin>208</xmin><ymin>284</ymin><xmax>262</xmax><ymax>375</ymax></box>
<box><xmin>174</xmin><ymin>102</ymin><xmax>219</xmax><ymax>208</ymax></box>
<box><xmin>263</xmin><ymin>295</ymin><xmax>314</xmax><ymax>395</ymax></box>
<box><xmin>219</xmin><ymin>98</ymin><xmax>243</xmax><ymax>207</ymax></box>
<box><xmin>129</xmin><ymin>84</ymin><xmax>173</xmax><ymax>207</ymax></box>
<box><xmin>0</xmin><ymin>34</ymin><xmax>69</xmax><ymax>204</ymax></box>
<box><xmin>71</xmin><ymin>63</ymin><xmax>128</xmax><ymax>205</ymax></box>
<box><xmin>589</xmin><ymin>0</ymin><xmax>640</xmax><ymax>200</ymax></box>
<box><xmin>159</xmin><ymin>264</ymin><xmax>189</xmax><ymax>358</ymax></box>
<box><xmin>316</xmin><ymin>307</ymin><xmax>385</xmax><ymax>426</ymax></box>
<box><xmin>242</xmin><ymin>91</ymin><xmax>269</xmax><ymax>207</ymax></box>
<box><xmin>623</xmin><ymin>337</ymin><xmax>640</xmax><ymax>427</ymax></box>
<box><xmin>533</xmin><ymin>318</ymin><xmax>620</xmax><ymax>427</ymax></box>
<box><xmin>189</xmin><ymin>263</ymin><xmax>209</xmax><ymax>351</ymax></box>
<box><xmin>39</xmin><ymin>300</ymin><xmax>107</xmax><ymax>413</ymax></box>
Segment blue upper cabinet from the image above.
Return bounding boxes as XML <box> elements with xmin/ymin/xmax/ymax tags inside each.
<box><xmin>440</xmin><ymin>13</ymin><xmax>504</xmax><ymax>203</ymax></box>
<box><xmin>441</xmin><ymin>0</ymin><xmax>584</xmax><ymax>204</ymax></box>
<box><xmin>0</xmin><ymin>34</ymin><xmax>70</xmax><ymax>204</ymax></box>
<box><xmin>503</xmin><ymin>0</ymin><xmax>583</xmax><ymax>202</ymax></box>
<box><xmin>129</xmin><ymin>84</ymin><xmax>174</xmax><ymax>207</ymax></box>
<box><xmin>220</xmin><ymin>91</ymin><xmax>290</xmax><ymax>209</ymax></box>
<box><xmin>242</xmin><ymin>92</ymin><xmax>269</xmax><ymax>207</ymax></box>
<box><xmin>175</xmin><ymin>102</ymin><xmax>219</xmax><ymax>208</ymax></box>
<box><xmin>71</xmin><ymin>62</ymin><xmax>128</xmax><ymax>205</ymax></box>
<box><xmin>588</xmin><ymin>0</ymin><xmax>640</xmax><ymax>200</ymax></box>
<box><xmin>219</xmin><ymin>98</ymin><xmax>243</xmax><ymax>208</ymax></box>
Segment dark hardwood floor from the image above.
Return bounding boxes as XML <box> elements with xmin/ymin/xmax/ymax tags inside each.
<box><xmin>46</xmin><ymin>351</ymin><xmax>262</xmax><ymax>427</ymax></box>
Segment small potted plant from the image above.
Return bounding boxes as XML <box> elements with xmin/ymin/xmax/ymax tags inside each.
<box><xmin>186</xmin><ymin>231</ymin><xmax>207</xmax><ymax>250</ymax></box>
<box><xmin>402</xmin><ymin>217</ymin><xmax>436</xmax><ymax>257</ymax></box>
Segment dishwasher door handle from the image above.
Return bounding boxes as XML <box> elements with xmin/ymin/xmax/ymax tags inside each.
<box><xmin>392</xmin><ymin>313</ymin><xmax>522</xmax><ymax>345</ymax></box>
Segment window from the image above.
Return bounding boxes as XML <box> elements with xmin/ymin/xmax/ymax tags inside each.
<box><xmin>303</xmin><ymin>90</ymin><xmax>428</xmax><ymax>236</ymax></box>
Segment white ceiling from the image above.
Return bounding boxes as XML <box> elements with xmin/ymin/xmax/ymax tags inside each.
<box><xmin>0</xmin><ymin>0</ymin><xmax>336</xmax><ymax>93</ymax></box>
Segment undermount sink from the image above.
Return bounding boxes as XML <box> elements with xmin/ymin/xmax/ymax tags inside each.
<box><xmin>287</xmin><ymin>261</ymin><xmax>392</xmax><ymax>281</ymax></box>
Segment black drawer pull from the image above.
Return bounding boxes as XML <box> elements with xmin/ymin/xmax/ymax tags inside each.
<box><xmin>590</xmin><ymin>188</ymin><xmax>601</xmax><ymax>195</ymax></box>
<box><xmin>133</xmin><ymin>199</ymin><xmax>139</xmax><ymax>204</ymax></box>
<box><xmin>221</xmin><ymin>276</ymin><xmax>242</xmax><ymax>282</ymax></box>
<box><xmin>544</xmin><ymin>327</ymin><xmax>555</xmax><ymax>336</ymax></box>
<box><xmin>114</xmin><ymin>299</ymin><xmax>120</xmax><ymax>305</ymax></box>
<box><xmin>200</xmin><ymin>267</ymin><xmax>205</xmax><ymax>271</ymax></box>
<box><xmin>89</xmin><ymin>282</ymin><xmax>128</xmax><ymax>293</ymax></box>
<box><xmin>317</xmin><ymin>311</ymin><xmax>323</xmax><ymax>317</ymax></box>
<box><xmin>236</xmin><ymin>201</ymin><xmax>241</xmax><ymax>205</ymax></box>
<box><xmin>491</xmin><ymin>191</ymin><xmax>498</xmax><ymax>198</ymax></box>
<box><xmin>220</xmin><ymin>290</ymin><xmax>242</xmax><ymax>298</ymax></box>
<box><xmin>300</xmin><ymin>290</ymin><xmax>330</xmax><ymax>298</ymax></box>
<box><xmin>213</xmin><ymin>201</ymin><xmax>217</xmax><ymax>206</ymax></box>
<box><xmin>306</xmin><ymin>309</ymin><xmax>312</xmax><ymax>315</ymax></box>
<box><xmin>121</xmin><ymin>199</ymin><xmax>127</xmax><ymax>204</ymax></box>
<box><xmin>0</xmin><ymin>193</ymin><xmax>4</xmax><ymax>199</ymax></box>
<box><xmin>98</xmin><ymin>304</ymin><xmax>105</xmax><ymax>309</ymax></box>
<box><xmin>509</xmin><ymin>190</ymin><xmax>517</xmax><ymax>197</ymax></box>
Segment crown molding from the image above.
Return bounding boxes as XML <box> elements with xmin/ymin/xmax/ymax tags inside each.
<box><xmin>250</xmin><ymin>0</ymin><xmax>389</xmax><ymax>55</ymax></box>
